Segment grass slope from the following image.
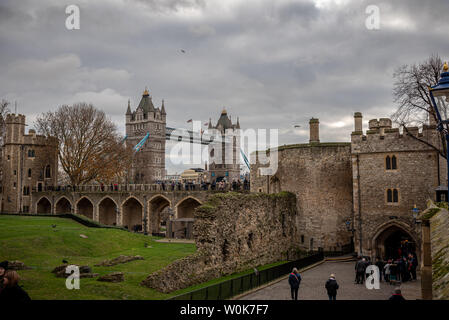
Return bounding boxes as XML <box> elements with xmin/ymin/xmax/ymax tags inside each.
<box><xmin>0</xmin><ymin>215</ymin><xmax>196</xmax><ymax>300</ymax></box>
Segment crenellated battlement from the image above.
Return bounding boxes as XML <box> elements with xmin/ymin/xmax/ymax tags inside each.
<box><xmin>351</xmin><ymin>113</ymin><xmax>441</xmax><ymax>154</ymax></box>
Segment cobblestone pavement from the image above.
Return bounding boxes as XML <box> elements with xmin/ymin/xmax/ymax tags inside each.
<box><xmin>241</xmin><ymin>261</ymin><xmax>422</xmax><ymax>300</ymax></box>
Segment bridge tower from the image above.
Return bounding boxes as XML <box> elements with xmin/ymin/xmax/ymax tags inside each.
<box><xmin>207</xmin><ymin>108</ymin><xmax>241</xmax><ymax>183</ymax></box>
<box><xmin>125</xmin><ymin>88</ymin><xmax>166</xmax><ymax>184</ymax></box>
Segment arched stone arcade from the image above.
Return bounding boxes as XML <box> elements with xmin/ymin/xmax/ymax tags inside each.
<box><xmin>98</xmin><ymin>197</ymin><xmax>118</xmax><ymax>226</ymax></box>
<box><xmin>122</xmin><ymin>197</ymin><xmax>143</xmax><ymax>232</ymax></box>
<box><xmin>76</xmin><ymin>197</ymin><xmax>94</xmax><ymax>220</ymax></box>
<box><xmin>55</xmin><ymin>197</ymin><xmax>72</xmax><ymax>214</ymax></box>
<box><xmin>148</xmin><ymin>195</ymin><xmax>171</xmax><ymax>235</ymax></box>
<box><xmin>171</xmin><ymin>196</ymin><xmax>202</xmax><ymax>239</ymax></box>
<box><xmin>36</xmin><ymin>197</ymin><xmax>52</xmax><ymax>214</ymax></box>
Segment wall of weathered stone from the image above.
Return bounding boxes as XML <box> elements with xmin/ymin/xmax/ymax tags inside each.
<box><xmin>424</xmin><ymin>203</ymin><xmax>449</xmax><ymax>299</ymax></box>
<box><xmin>250</xmin><ymin>143</ymin><xmax>354</xmax><ymax>252</ymax></box>
<box><xmin>351</xmin><ymin>117</ymin><xmax>446</xmax><ymax>258</ymax></box>
<box><xmin>141</xmin><ymin>192</ymin><xmax>300</xmax><ymax>293</ymax></box>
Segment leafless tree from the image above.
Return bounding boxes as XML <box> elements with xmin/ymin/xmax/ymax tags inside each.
<box><xmin>0</xmin><ymin>99</ymin><xmax>11</xmax><ymax>147</ymax></box>
<box><xmin>392</xmin><ymin>54</ymin><xmax>446</xmax><ymax>158</ymax></box>
<box><xmin>35</xmin><ymin>103</ymin><xmax>133</xmax><ymax>186</ymax></box>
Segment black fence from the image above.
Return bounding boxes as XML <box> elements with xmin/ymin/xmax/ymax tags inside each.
<box><xmin>168</xmin><ymin>253</ymin><xmax>324</xmax><ymax>300</ymax></box>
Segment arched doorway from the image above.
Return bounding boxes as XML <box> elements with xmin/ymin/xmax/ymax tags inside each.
<box><xmin>173</xmin><ymin>197</ymin><xmax>202</xmax><ymax>239</ymax></box>
<box><xmin>55</xmin><ymin>197</ymin><xmax>72</xmax><ymax>214</ymax></box>
<box><xmin>36</xmin><ymin>197</ymin><xmax>51</xmax><ymax>214</ymax></box>
<box><xmin>122</xmin><ymin>197</ymin><xmax>143</xmax><ymax>232</ymax></box>
<box><xmin>98</xmin><ymin>197</ymin><xmax>117</xmax><ymax>226</ymax></box>
<box><xmin>148</xmin><ymin>195</ymin><xmax>171</xmax><ymax>235</ymax></box>
<box><xmin>373</xmin><ymin>224</ymin><xmax>417</xmax><ymax>260</ymax></box>
<box><xmin>176</xmin><ymin>197</ymin><xmax>201</xmax><ymax>219</ymax></box>
<box><xmin>76</xmin><ymin>197</ymin><xmax>94</xmax><ymax>220</ymax></box>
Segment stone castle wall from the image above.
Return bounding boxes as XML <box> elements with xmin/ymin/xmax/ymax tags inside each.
<box><xmin>141</xmin><ymin>192</ymin><xmax>301</xmax><ymax>293</ymax></box>
<box><xmin>351</xmin><ymin>118</ymin><xmax>446</xmax><ymax>257</ymax></box>
<box><xmin>250</xmin><ymin>143</ymin><xmax>354</xmax><ymax>252</ymax></box>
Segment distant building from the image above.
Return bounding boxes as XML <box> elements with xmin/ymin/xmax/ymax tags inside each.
<box><xmin>1</xmin><ymin>114</ymin><xmax>58</xmax><ymax>213</ymax></box>
<box><xmin>125</xmin><ymin>88</ymin><xmax>166</xmax><ymax>184</ymax></box>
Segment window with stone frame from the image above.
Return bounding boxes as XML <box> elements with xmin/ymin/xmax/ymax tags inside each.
<box><xmin>28</xmin><ymin>168</ymin><xmax>32</xmax><ymax>178</ymax></box>
<box><xmin>386</xmin><ymin>155</ymin><xmax>398</xmax><ymax>170</ymax></box>
<box><xmin>386</xmin><ymin>188</ymin><xmax>399</xmax><ymax>203</ymax></box>
<box><xmin>45</xmin><ymin>165</ymin><xmax>51</xmax><ymax>178</ymax></box>
<box><xmin>23</xmin><ymin>186</ymin><xmax>30</xmax><ymax>195</ymax></box>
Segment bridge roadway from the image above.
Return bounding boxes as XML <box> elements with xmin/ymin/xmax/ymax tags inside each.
<box><xmin>240</xmin><ymin>260</ymin><xmax>422</xmax><ymax>300</ymax></box>
<box><xmin>30</xmin><ymin>184</ymin><xmax>220</xmax><ymax>236</ymax></box>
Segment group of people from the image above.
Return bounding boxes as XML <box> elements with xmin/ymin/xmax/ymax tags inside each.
<box><xmin>154</xmin><ymin>178</ymin><xmax>251</xmax><ymax>192</ymax></box>
<box><xmin>354</xmin><ymin>253</ymin><xmax>418</xmax><ymax>285</ymax></box>
<box><xmin>288</xmin><ymin>268</ymin><xmax>339</xmax><ymax>301</ymax></box>
<box><xmin>0</xmin><ymin>261</ymin><xmax>31</xmax><ymax>301</ymax></box>
<box><xmin>288</xmin><ymin>261</ymin><xmax>409</xmax><ymax>301</ymax></box>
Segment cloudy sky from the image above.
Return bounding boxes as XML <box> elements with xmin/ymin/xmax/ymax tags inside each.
<box><xmin>1</xmin><ymin>0</ymin><xmax>449</xmax><ymax>173</ymax></box>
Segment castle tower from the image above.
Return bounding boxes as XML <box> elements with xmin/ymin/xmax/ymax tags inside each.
<box><xmin>125</xmin><ymin>88</ymin><xmax>166</xmax><ymax>183</ymax></box>
<box><xmin>208</xmin><ymin>108</ymin><xmax>241</xmax><ymax>183</ymax></box>
<box><xmin>1</xmin><ymin>114</ymin><xmax>58</xmax><ymax>213</ymax></box>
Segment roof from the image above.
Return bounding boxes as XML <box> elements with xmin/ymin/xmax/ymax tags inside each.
<box><xmin>216</xmin><ymin>109</ymin><xmax>233</xmax><ymax>129</ymax></box>
<box><xmin>137</xmin><ymin>90</ymin><xmax>155</xmax><ymax>114</ymax></box>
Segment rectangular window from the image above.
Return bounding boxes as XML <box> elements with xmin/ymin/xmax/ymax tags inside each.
<box><xmin>387</xmin><ymin>188</ymin><xmax>399</xmax><ymax>203</ymax></box>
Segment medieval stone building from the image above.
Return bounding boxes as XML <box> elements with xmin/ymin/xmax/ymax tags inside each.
<box><xmin>125</xmin><ymin>88</ymin><xmax>166</xmax><ymax>184</ymax></box>
<box><xmin>207</xmin><ymin>108</ymin><xmax>241</xmax><ymax>183</ymax></box>
<box><xmin>251</xmin><ymin>113</ymin><xmax>446</xmax><ymax>259</ymax></box>
<box><xmin>0</xmin><ymin>114</ymin><xmax>58</xmax><ymax>213</ymax></box>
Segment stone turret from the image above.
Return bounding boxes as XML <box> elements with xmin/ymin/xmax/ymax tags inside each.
<box><xmin>309</xmin><ymin>118</ymin><xmax>320</xmax><ymax>143</ymax></box>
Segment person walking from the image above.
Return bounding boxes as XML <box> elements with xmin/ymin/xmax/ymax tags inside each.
<box><xmin>408</xmin><ymin>253</ymin><xmax>418</xmax><ymax>281</ymax></box>
<box><xmin>325</xmin><ymin>274</ymin><xmax>339</xmax><ymax>301</ymax></box>
<box><xmin>355</xmin><ymin>258</ymin><xmax>367</xmax><ymax>284</ymax></box>
<box><xmin>288</xmin><ymin>268</ymin><xmax>302</xmax><ymax>300</ymax></box>
<box><xmin>375</xmin><ymin>257</ymin><xmax>384</xmax><ymax>282</ymax></box>
<box><xmin>388</xmin><ymin>287</ymin><xmax>406</xmax><ymax>301</ymax></box>
<box><xmin>0</xmin><ymin>270</ymin><xmax>31</xmax><ymax>301</ymax></box>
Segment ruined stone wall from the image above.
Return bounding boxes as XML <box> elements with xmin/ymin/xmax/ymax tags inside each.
<box><xmin>250</xmin><ymin>143</ymin><xmax>354</xmax><ymax>252</ymax></box>
<box><xmin>141</xmin><ymin>192</ymin><xmax>300</xmax><ymax>293</ymax></box>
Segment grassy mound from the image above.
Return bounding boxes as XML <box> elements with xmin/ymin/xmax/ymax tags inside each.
<box><xmin>0</xmin><ymin>215</ymin><xmax>196</xmax><ymax>300</ymax></box>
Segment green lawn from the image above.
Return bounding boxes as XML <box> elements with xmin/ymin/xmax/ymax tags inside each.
<box><xmin>0</xmin><ymin>215</ymin><xmax>196</xmax><ymax>300</ymax></box>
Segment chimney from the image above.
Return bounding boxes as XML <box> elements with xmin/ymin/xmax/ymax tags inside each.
<box><xmin>309</xmin><ymin>118</ymin><xmax>320</xmax><ymax>143</ymax></box>
<box><xmin>354</xmin><ymin>112</ymin><xmax>363</xmax><ymax>133</ymax></box>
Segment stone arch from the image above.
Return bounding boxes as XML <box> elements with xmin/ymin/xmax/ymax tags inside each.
<box><xmin>175</xmin><ymin>196</ymin><xmax>202</xmax><ymax>219</ymax></box>
<box><xmin>55</xmin><ymin>196</ymin><xmax>72</xmax><ymax>214</ymax></box>
<box><xmin>121</xmin><ymin>197</ymin><xmax>143</xmax><ymax>232</ymax></box>
<box><xmin>98</xmin><ymin>196</ymin><xmax>118</xmax><ymax>226</ymax></box>
<box><xmin>76</xmin><ymin>197</ymin><xmax>94</xmax><ymax>220</ymax></box>
<box><xmin>148</xmin><ymin>195</ymin><xmax>172</xmax><ymax>235</ymax></box>
<box><xmin>36</xmin><ymin>196</ymin><xmax>52</xmax><ymax>214</ymax></box>
<box><xmin>371</xmin><ymin>221</ymin><xmax>418</xmax><ymax>261</ymax></box>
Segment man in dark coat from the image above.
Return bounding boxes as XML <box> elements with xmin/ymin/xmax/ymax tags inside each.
<box><xmin>355</xmin><ymin>258</ymin><xmax>367</xmax><ymax>284</ymax></box>
<box><xmin>389</xmin><ymin>287</ymin><xmax>406</xmax><ymax>301</ymax></box>
<box><xmin>288</xmin><ymin>268</ymin><xmax>302</xmax><ymax>300</ymax></box>
<box><xmin>325</xmin><ymin>274</ymin><xmax>339</xmax><ymax>300</ymax></box>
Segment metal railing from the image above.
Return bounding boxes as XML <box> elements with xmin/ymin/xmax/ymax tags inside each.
<box><xmin>167</xmin><ymin>253</ymin><xmax>324</xmax><ymax>300</ymax></box>
<box><xmin>33</xmin><ymin>182</ymin><xmax>251</xmax><ymax>193</ymax></box>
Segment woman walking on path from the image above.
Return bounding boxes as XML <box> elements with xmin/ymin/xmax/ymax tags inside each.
<box><xmin>288</xmin><ymin>268</ymin><xmax>302</xmax><ymax>300</ymax></box>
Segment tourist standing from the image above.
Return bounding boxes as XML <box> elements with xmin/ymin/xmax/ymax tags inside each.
<box><xmin>375</xmin><ymin>257</ymin><xmax>384</xmax><ymax>282</ymax></box>
<box><xmin>288</xmin><ymin>268</ymin><xmax>302</xmax><ymax>300</ymax></box>
<box><xmin>0</xmin><ymin>270</ymin><xmax>31</xmax><ymax>301</ymax></box>
<box><xmin>384</xmin><ymin>259</ymin><xmax>392</xmax><ymax>283</ymax></box>
<box><xmin>325</xmin><ymin>274</ymin><xmax>339</xmax><ymax>301</ymax></box>
<box><xmin>355</xmin><ymin>257</ymin><xmax>366</xmax><ymax>284</ymax></box>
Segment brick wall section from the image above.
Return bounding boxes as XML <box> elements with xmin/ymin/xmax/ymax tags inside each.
<box><xmin>250</xmin><ymin>143</ymin><xmax>353</xmax><ymax>251</ymax></box>
<box><xmin>141</xmin><ymin>192</ymin><xmax>301</xmax><ymax>293</ymax></box>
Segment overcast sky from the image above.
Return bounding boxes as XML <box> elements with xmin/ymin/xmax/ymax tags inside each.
<box><xmin>1</xmin><ymin>0</ymin><xmax>449</xmax><ymax>174</ymax></box>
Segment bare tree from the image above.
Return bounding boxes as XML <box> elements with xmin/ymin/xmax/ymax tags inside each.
<box><xmin>392</xmin><ymin>54</ymin><xmax>446</xmax><ymax>158</ymax></box>
<box><xmin>0</xmin><ymin>99</ymin><xmax>11</xmax><ymax>146</ymax></box>
<box><xmin>35</xmin><ymin>103</ymin><xmax>133</xmax><ymax>186</ymax></box>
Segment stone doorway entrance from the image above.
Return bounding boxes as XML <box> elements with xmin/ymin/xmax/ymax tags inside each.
<box><xmin>374</xmin><ymin>225</ymin><xmax>416</xmax><ymax>260</ymax></box>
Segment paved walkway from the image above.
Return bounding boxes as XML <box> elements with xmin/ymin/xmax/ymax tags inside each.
<box><xmin>241</xmin><ymin>261</ymin><xmax>422</xmax><ymax>300</ymax></box>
